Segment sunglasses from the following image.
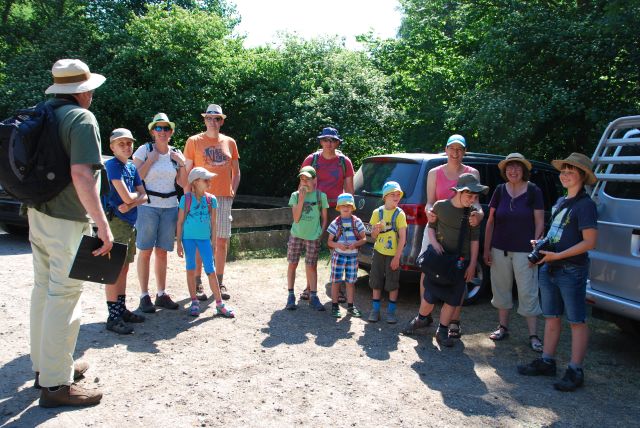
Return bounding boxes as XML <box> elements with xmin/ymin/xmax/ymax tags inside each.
<box><xmin>205</xmin><ymin>116</ymin><xmax>223</xmax><ymax>122</ymax></box>
<box><xmin>153</xmin><ymin>126</ymin><xmax>172</xmax><ymax>132</ymax></box>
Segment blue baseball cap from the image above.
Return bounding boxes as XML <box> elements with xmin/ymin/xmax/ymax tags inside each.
<box><xmin>317</xmin><ymin>127</ymin><xmax>343</xmax><ymax>142</ymax></box>
<box><xmin>382</xmin><ymin>181</ymin><xmax>403</xmax><ymax>199</ymax></box>
<box><xmin>446</xmin><ymin>134</ymin><xmax>466</xmax><ymax>148</ymax></box>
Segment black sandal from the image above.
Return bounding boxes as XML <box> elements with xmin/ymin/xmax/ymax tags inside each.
<box><xmin>219</xmin><ymin>284</ymin><xmax>231</xmax><ymax>301</ymax></box>
<box><xmin>489</xmin><ymin>325</ymin><xmax>509</xmax><ymax>341</ymax></box>
<box><xmin>448</xmin><ymin>320</ymin><xmax>462</xmax><ymax>339</ymax></box>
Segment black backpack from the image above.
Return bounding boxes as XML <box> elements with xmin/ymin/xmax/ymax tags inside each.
<box><xmin>0</xmin><ymin>101</ymin><xmax>72</xmax><ymax>205</ymax></box>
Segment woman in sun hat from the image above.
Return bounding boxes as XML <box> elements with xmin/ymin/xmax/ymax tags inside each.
<box><xmin>483</xmin><ymin>153</ymin><xmax>545</xmax><ymax>351</ymax></box>
<box><xmin>132</xmin><ymin>112</ymin><xmax>188</xmax><ymax>314</ymax></box>
<box><xmin>518</xmin><ymin>152</ymin><xmax>598</xmax><ymax>392</ymax></box>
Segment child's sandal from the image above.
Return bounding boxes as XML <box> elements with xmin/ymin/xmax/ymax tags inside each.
<box><xmin>448</xmin><ymin>320</ymin><xmax>462</xmax><ymax>339</ymax></box>
<box><xmin>217</xmin><ymin>304</ymin><xmax>235</xmax><ymax>318</ymax></box>
<box><xmin>529</xmin><ymin>335</ymin><xmax>543</xmax><ymax>352</ymax></box>
<box><xmin>299</xmin><ymin>289</ymin><xmax>310</xmax><ymax>301</ymax></box>
<box><xmin>489</xmin><ymin>325</ymin><xmax>509</xmax><ymax>341</ymax></box>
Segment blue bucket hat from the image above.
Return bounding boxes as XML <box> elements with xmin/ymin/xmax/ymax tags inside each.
<box><xmin>382</xmin><ymin>181</ymin><xmax>404</xmax><ymax>199</ymax></box>
<box><xmin>446</xmin><ymin>134</ymin><xmax>466</xmax><ymax>148</ymax></box>
<box><xmin>317</xmin><ymin>127</ymin><xmax>343</xmax><ymax>143</ymax></box>
<box><xmin>335</xmin><ymin>193</ymin><xmax>356</xmax><ymax>210</ymax></box>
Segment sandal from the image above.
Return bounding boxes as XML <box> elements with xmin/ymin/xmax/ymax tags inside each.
<box><xmin>299</xmin><ymin>288</ymin><xmax>310</xmax><ymax>301</ymax></box>
<box><xmin>216</xmin><ymin>303</ymin><xmax>235</xmax><ymax>318</ymax></box>
<box><xmin>489</xmin><ymin>325</ymin><xmax>509</xmax><ymax>341</ymax></box>
<box><xmin>219</xmin><ymin>284</ymin><xmax>230</xmax><ymax>301</ymax></box>
<box><xmin>529</xmin><ymin>335</ymin><xmax>543</xmax><ymax>352</ymax></box>
<box><xmin>337</xmin><ymin>290</ymin><xmax>347</xmax><ymax>304</ymax></box>
<box><xmin>448</xmin><ymin>320</ymin><xmax>462</xmax><ymax>339</ymax></box>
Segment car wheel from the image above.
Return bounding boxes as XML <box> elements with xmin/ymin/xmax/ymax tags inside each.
<box><xmin>463</xmin><ymin>261</ymin><xmax>490</xmax><ymax>306</ymax></box>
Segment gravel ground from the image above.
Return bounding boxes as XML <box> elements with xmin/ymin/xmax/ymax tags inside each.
<box><xmin>1</xmin><ymin>230</ymin><xmax>639</xmax><ymax>428</ymax></box>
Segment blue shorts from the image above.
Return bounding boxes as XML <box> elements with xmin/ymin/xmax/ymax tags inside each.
<box><xmin>539</xmin><ymin>263</ymin><xmax>589</xmax><ymax>323</ymax></box>
<box><xmin>182</xmin><ymin>239</ymin><xmax>215</xmax><ymax>274</ymax></box>
<box><xmin>135</xmin><ymin>205</ymin><xmax>178</xmax><ymax>251</ymax></box>
<box><xmin>330</xmin><ymin>251</ymin><xmax>358</xmax><ymax>284</ymax></box>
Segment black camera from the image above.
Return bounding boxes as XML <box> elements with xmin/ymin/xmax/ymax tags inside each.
<box><xmin>528</xmin><ymin>237</ymin><xmax>553</xmax><ymax>264</ymax></box>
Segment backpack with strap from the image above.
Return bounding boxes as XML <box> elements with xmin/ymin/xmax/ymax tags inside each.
<box><xmin>332</xmin><ymin>214</ymin><xmax>359</xmax><ymax>242</ymax></box>
<box><xmin>184</xmin><ymin>192</ymin><xmax>214</xmax><ymax>216</ymax></box>
<box><xmin>0</xmin><ymin>100</ymin><xmax>77</xmax><ymax>205</ymax></box>
<box><xmin>378</xmin><ymin>206</ymin><xmax>402</xmax><ymax>233</ymax></box>
<box><xmin>493</xmin><ymin>182</ymin><xmax>537</xmax><ymax>208</ymax></box>
<box><xmin>311</xmin><ymin>150</ymin><xmax>347</xmax><ymax>176</ymax></box>
<box><xmin>142</xmin><ymin>142</ymin><xmax>181</xmax><ymax>202</ymax></box>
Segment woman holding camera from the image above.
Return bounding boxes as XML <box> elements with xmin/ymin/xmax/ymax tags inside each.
<box><xmin>483</xmin><ymin>153</ymin><xmax>544</xmax><ymax>351</ymax></box>
<box><xmin>518</xmin><ymin>153</ymin><xmax>598</xmax><ymax>392</ymax></box>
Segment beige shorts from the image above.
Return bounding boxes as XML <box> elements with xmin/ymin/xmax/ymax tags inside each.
<box><xmin>489</xmin><ymin>248</ymin><xmax>541</xmax><ymax>317</ymax></box>
<box><xmin>216</xmin><ymin>196</ymin><xmax>233</xmax><ymax>239</ymax></box>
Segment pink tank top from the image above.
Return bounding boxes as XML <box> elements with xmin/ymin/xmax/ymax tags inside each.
<box><xmin>434</xmin><ymin>164</ymin><xmax>474</xmax><ymax>200</ymax></box>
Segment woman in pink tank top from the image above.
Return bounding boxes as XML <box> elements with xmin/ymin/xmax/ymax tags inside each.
<box><xmin>409</xmin><ymin>134</ymin><xmax>483</xmax><ymax>340</ymax></box>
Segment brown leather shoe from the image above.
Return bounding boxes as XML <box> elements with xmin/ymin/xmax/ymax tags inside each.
<box><xmin>39</xmin><ymin>384</ymin><xmax>102</xmax><ymax>408</ymax></box>
<box><xmin>34</xmin><ymin>361</ymin><xmax>90</xmax><ymax>389</ymax></box>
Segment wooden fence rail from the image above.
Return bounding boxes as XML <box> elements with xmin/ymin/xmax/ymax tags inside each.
<box><xmin>230</xmin><ymin>196</ymin><xmax>292</xmax><ymax>251</ymax></box>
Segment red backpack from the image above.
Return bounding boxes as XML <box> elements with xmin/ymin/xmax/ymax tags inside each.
<box><xmin>184</xmin><ymin>192</ymin><xmax>214</xmax><ymax>216</ymax></box>
<box><xmin>332</xmin><ymin>214</ymin><xmax>359</xmax><ymax>242</ymax></box>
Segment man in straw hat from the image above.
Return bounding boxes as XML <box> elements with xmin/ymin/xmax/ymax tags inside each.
<box><xmin>29</xmin><ymin>59</ymin><xmax>112</xmax><ymax>407</ymax></box>
<box><xmin>518</xmin><ymin>152</ymin><xmax>598</xmax><ymax>392</ymax></box>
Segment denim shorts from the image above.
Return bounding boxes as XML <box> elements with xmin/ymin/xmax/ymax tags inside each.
<box><xmin>135</xmin><ymin>205</ymin><xmax>178</xmax><ymax>251</ymax></box>
<box><xmin>539</xmin><ymin>263</ymin><xmax>589</xmax><ymax>323</ymax></box>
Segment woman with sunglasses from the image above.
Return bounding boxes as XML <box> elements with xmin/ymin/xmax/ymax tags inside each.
<box><xmin>132</xmin><ymin>113</ymin><xmax>188</xmax><ymax>314</ymax></box>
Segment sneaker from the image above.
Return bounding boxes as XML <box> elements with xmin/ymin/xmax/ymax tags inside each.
<box><xmin>122</xmin><ymin>309</ymin><xmax>145</xmax><ymax>323</ymax></box>
<box><xmin>195</xmin><ymin>279</ymin><xmax>208</xmax><ymax>301</ymax></box>
<box><xmin>39</xmin><ymin>384</ymin><xmax>102</xmax><ymax>408</ymax></box>
<box><xmin>346</xmin><ymin>306</ymin><xmax>362</xmax><ymax>318</ymax></box>
<box><xmin>285</xmin><ymin>294</ymin><xmax>297</xmax><ymax>310</ymax></box>
<box><xmin>309</xmin><ymin>295</ymin><xmax>326</xmax><ymax>311</ymax></box>
<box><xmin>138</xmin><ymin>295</ymin><xmax>156</xmax><ymax>313</ymax></box>
<box><xmin>189</xmin><ymin>301</ymin><xmax>200</xmax><ymax>317</ymax></box>
<box><xmin>401</xmin><ymin>314</ymin><xmax>434</xmax><ymax>335</ymax></box>
<box><xmin>106</xmin><ymin>317</ymin><xmax>134</xmax><ymax>335</ymax></box>
<box><xmin>155</xmin><ymin>293</ymin><xmax>179</xmax><ymax>309</ymax></box>
<box><xmin>386</xmin><ymin>311</ymin><xmax>398</xmax><ymax>324</ymax></box>
<box><xmin>517</xmin><ymin>358</ymin><xmax>557</xmax><ymax>376</ymax></box>
<box><xmin>435</xmin><ymin>328</ymin><xmax>454</xmax><ymax>347</ymax></box>
<box><xmin>219</xmin><ymin>284</ymin><xmax>231</xmax><ymax>300</ymax></box>
<box><xmin>554</xmin><ymin>367</ymin><xmax>584</xmax><ymax>392</ymax></box>
<box><xmin>216</xmin><ymin>304</ymin><xmax>235</xmax><ymax>318</ymax></box>
<box><xmin>367</xmin><ymin>309</ymin><xmax>380</xmax><ymax>323</ymax></box>
<box><xmin>34</xmin><ymin>361</ymin><xmax>89</xmax><ymax>389</ymax></box>
<box><xmin>331</xmin><ymin>306</ymin><xmax>342</xmax><ymax>318</ymax></box>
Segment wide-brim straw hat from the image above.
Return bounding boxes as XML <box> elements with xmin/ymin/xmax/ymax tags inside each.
<box><xmin>498</xmin><ymin>152</ymin><xmax>532</xmax><ymax>180</ymax></box>
<box><xmin>201</xmin><ymin>104</ymin><xmax>227</xmax><ymax>119</ymax></box>
<box><xmin>45</xmin><ymin>59</ymin><xmax>106</xmax><ymax>95</ymax></box>
<box><xmin>450</xmin><ymin>173</ymin><xmax>489</xmax><ymax>195</ymax></box>
<box><xmin>551</xmin><ymin>153</ymin><xmax>597</xmax><ymax>185</ymax></box>
<box><xmin>147</xmin><ymin>112</ymin><xmax>176</xmax><ymax>131</ymax></box>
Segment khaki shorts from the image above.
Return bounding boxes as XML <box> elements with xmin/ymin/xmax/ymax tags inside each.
<box><xmin>216</xmin><ymin>196</ymin><xmax>233</xmax><ymax>239</ymax></box>
<box><xmin>489</xmin><ymin>248</ymin><xmax>541</xmax><ymax>317</ymax></box>
<box><xmin>369</xmin><ymin>250</ymin><xmax>400</xmax><ymax>291</ymax></box>
<box><xmin>109</xmin><ymin>216</ymin><xmax>137</xmax><ymax>264</ymax></box>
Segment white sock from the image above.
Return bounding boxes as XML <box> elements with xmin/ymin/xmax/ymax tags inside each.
<box><xmin>140</xmin><ymin>292</ymin><xmax>149</xmax><ymax>298</ymax></box>
<box><xmin>157</xmin><ymin>290</ymin><xmax>166</xmax><ymax>297</ymax></box>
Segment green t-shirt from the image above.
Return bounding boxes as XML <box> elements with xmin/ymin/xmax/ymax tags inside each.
<box><xmin>369</xmin><ymin>206</ymin><xmax>408</xmax><ymax>256</ymax></box>
<box><xmin>32</xmin><ymin>99</ymin><xmax>103</xmax><ymax>222</ymax></box>
<box><xmin>428</xmin><ymin>199</ymin><xmax>480</xmax><ymax>259</ymax></box>
<box><xmin>288</xmin><ymin>190</ymin><xmax>329</xmax><ymax>240</ymax></box>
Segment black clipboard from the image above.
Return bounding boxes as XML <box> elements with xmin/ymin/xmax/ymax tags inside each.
<box><xmin>69</xmin><ymin>235</ymin><xmax>127</xmax><ymax>284</ymax></box>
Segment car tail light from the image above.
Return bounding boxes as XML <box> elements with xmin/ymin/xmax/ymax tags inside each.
<box><xmin>399</xmin><ymin>203</ymin><xmax>428</xmax><ymax>225</ymax></box>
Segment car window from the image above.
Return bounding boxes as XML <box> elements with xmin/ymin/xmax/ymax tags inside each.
<box><xmin>602</xmin><ymin>145</ymin><xmax>640</xmax><ymax>200</ymax></box>
<box><xmin>358</xmin><ymin>159</ymin><xmax>421</xmax><ymax>198</ymax></box>
<box><xmin>530</xmin><ymin>168</ymin><xmax>561</xmax><ymax>210</ymax></box>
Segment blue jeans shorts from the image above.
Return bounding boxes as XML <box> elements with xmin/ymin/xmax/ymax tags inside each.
<box><xmin>539</xmin><ymin>263</ymin><xmax>589</xmax><ymax>323</ymax></box>
<box><xmin>135</xmin><ymin>205</ymin><xmax>178</xmax><ymax>251</ymax></box>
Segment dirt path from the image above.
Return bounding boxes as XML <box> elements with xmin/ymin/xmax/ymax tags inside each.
<box><xmin>1</xmin><ymin>231</ymin><xmax>639</xmax><ymax>427</ymax></box>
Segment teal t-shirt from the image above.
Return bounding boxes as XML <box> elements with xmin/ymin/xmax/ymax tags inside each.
<box><xmin>32</xmin><ymin>98</ymin><xmax>103</xmax><ymax>222</ymax></box>
<box><xmin>179</xmin><ymin>193</ymin><xmax>218</xmax><ymax>240</ymax></box>
<box><xmin>288</xmin><ymin>190</ymin><xmax>328</xmax><ymax>240</ymax></box>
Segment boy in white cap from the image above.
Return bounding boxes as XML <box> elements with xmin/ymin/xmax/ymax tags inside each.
<box><xmin>104</xmin><ymin>128</ymin><xmax>148</xmax><ymax>335</ymax></box>
<box><xmin>367</xmin><ymin>181</ymin><xmax>408</xmax><ymax>324</ymax></box>
<box><xmin>176</xmin><ymin>167</ymin><xmax>235</xmax><ymax>318</ymax></box>
<box><xmin>327</xmin><ymin>193</ymin><xmax>367</xmax><ymax>317</ymax></box>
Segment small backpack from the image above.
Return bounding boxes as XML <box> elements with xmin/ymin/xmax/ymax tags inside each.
<box><xmin>184</xmin><ymin>192</ymin><xmax>214</xmax><ymax>216</ymax></box>
<box><xmin>332</xmin><ymin>214</ymin><xmax>359</xmax><ymax>242</ymax></box>
<box><xmin>0</xmin><ymin>100</ymin><xmax>76</xmax><ymax>205</ymax></box>
<box><xmin>311</xmin><ymin>150</ymin><xmax>347</xmax><ymax>176</ymax></box>
<box><xmin>378</xmin><ymin>206</ymin><xmax>402</xmax><ymax>234</ymax></box>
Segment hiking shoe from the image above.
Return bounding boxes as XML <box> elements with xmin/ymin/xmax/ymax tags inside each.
<box><xmin>189</xmin><ymin>301</ymin><xmax>200</xmax><ymax>317</ymax></box>
<box><xmin>285</xmin><ymin>294</ymin><xmax>297</xmax><ymax>310</ymax></box>
<box><xmin>219</xmin><ymin>284</ymin><xmax>231</xmax><ymax>300</ymax></box>
<box><xmin>346</xmin><ymin>306</ymin><xmax>362</xmax><ymax>318</ymax></box>
<box><xmin>401</xmin><ymin>314</ymin><xmax>434</xmax><ymax>335</ymax></box>
<box><xmin>34</xmin><ymin>361</ymin><xmax>89</xmax><ymax>389</ymax></box>
<box><xmin>138</xmin><ymin>295</ymin><xmax>156</xmax><ymax>313</ymax></box>
<box><xmin>517</xmin><ymin>358</ymin><xmax>557</xmax><ymax>376</ymax></box>
<box><xmin>554</xmin><ymin>367</ymin><xmax>584</xmax><ymax>392</ymax></box>
<box><xmin>39</xmin><ymin>384</ymin><xmax>102</xmax><ymax>408</ymax></box>
<box><xmin>367</xmin><ymin>309</ymin><xmax>380</xmax><ymax>323</ymax></box>
<box><xmin>195</xmin><ymin>279</ymin><xmax>208</xmax><ymax>301</ymax></box>
<box><xmin>122</xmin><ymin>309</ymin><xmax>145</xmax><ymax>323</ymax></box>
<box><xmin>309</xmin><ymin>295</ymin><xmax>326</xmax><ymax>311</ymax></box>
<box><xmin>216</xmin><ymin>303</ymin><xmax>235</xmax><ymax>318</ymax></box>
<box><xmin>106</xmin><ymin>317</ymin><xmax>134</xmax><ymax>335</ymax></box>
<box><xmin>435</xmin><ymin>328</ymin><xmax>454</xmax><ymax>347</ymax></box>
<box><xmin>155</xmin><ymin>293</ymin><xmax>179</xmax><ymax>309</ymax></box>
<box><xmin>331</xmin><ymin>306</ymin><xmax>342</xmax><ymax>318</ymax></box>
<box><xmin>386</xmin><ymin>311</ymin><xmax>398</xmax><ymax>324</ymax></box>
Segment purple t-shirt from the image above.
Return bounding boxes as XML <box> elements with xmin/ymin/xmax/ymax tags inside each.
<box><xmin>489</xmin><ymin>183</ymin><xmax>544</xmax><ymax>252</ymax></box>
